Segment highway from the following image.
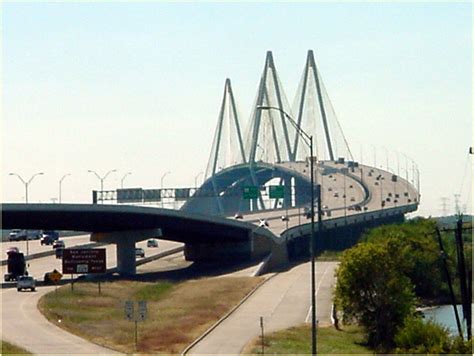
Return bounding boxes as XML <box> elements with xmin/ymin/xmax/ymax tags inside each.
<box><xmin>242</xmin><ymin>162</ymin><xmax>418</xmax><ymax>236</ymax></box>
<box><xmin>1</xmin><ymin>234</ymin><xmax>95</xmax><ymax>261</ymax></box>
<box><xmin>187</xmin><ymin>261</ymin><xmax>338</xmax><ymax>354</ymax></box>
<box><xmin>0</xmin><ymin>239</ymin><xmax>183</xmax><ymax>354</ymax></box>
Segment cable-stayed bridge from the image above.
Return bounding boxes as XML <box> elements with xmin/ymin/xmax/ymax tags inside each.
<box><xmin>2</xmin><ymin>50</ymin><xmax>419</xmax><ymax>274</ymax></box>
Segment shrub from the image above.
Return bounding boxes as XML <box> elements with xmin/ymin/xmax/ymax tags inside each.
<box><xmin>394</xmin><ymin>316</ymin><xmax>451</xmax><ymax>353</ymax></box>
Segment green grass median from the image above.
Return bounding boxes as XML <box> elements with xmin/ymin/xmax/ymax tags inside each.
<box><xmin>38</xmin><ymin>277</ymin><xmax>261</xmax><ymax>354</ymax></box>
<box><xmin>1</xmin><ymin>340</ymin><xmax>32</xmax><ymax>354</ymax></box>
<box><xmin>244</xmin><ymin>324</ymin><xmax>372</xmax><ymax>354</ymax></box>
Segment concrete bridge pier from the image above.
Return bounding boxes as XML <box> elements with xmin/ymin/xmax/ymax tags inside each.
<box><xmin>91</xmin><ymin>228</ymin><xmax>162</xmax><ymax>275</ymax></box>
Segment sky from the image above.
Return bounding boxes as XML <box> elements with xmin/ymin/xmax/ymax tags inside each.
<box><xmin>2</xmin><ymin>1</ymin><xmax>472</xmax><ymax>217</ymax></box>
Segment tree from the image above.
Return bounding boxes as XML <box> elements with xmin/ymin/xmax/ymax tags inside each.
<box><xmin>335</xmin><ymin>241</ymin><xmax>416</xmax><ymax>349</ymax></box>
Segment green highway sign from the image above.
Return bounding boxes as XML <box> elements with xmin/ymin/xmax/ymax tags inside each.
<box><xmin>269</xmin><ymin>185</ymin><xmax>285</xmax><ymax>199</ymax></box>
<box><xmin>243</xmin><ymin>186</ymin><xmax>259</xmax><ymax>199</ymax></box>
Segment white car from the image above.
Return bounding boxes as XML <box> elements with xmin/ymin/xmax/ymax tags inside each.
<box><xmin>17</xmin><ymin>276</ymin><xmax>36</xmax><ymax>292</ymax></box>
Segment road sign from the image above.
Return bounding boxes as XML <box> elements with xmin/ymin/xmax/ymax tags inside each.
<box><xmin>243</xmin><ymin>186</ymin><xmax>259</xmax><ymax>199</ymax></box>
<box><xmin>125</xmin><ymin>300</ymin><xmax>134</xmax><ymax>321</ymax></box>
<box><xmin>48</xmin><ymin>269</ymin><xmax>63</xmax><ymax>283</ymax></box>
<box><xmin>62</xmin><ymin>249</ymin><xmax>106</xmax><ymax>274</ymax></box>
<box><xmin>138</xmin><ymin>300</ymin><xmax>147</xmax><ymax>321</ymax></box>
<box><xmin>269</xmin><ymin>185</ymin><xmax>284</xmax><ymax>199</ymax></box>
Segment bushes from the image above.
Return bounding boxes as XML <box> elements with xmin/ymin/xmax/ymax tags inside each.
<box><xmin>335</xmin><ymin>241</ymin><xmax>416</xmax><ymax>349</ymax></box>
<box><xmin>335</xmin><ymin>218</ymin><xmax>473</xmax><ymax>352</ymax></box>
<box><xmin>394</xmin><ymin>316</ymin><xmax>451</xmax><ymax>353</ymax></box>
<box><xmin>395</xmin><ymin>316</ymin><xmax>473</xmax><ymax>354</ymax></box>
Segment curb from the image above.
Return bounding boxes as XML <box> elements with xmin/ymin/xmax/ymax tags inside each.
<box><xmin>181</xmin><ymin>271</ymin><xmax>278</xmax><ymax>355</ymax></box>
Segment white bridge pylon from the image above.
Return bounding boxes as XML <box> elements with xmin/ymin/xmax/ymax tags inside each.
<box><xmin>206</xmin><ymin>50</ymin><xmax>354</xmax><ymax>177</ymax></box>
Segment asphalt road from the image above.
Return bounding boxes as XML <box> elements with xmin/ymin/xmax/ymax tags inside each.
<box><xmin>187</xmin><ymin>261</ymin><xmax>338</xmax><ymax>355</ymax></box>
<box><xmin>0</xmin><ymin>239</ymin><xmax>183</xmax><ymax>354</ymax></box>
<box><xmin>1</xmin><ymin>234</ymin><xmax>95</xmax><ymax>261</ymax></box>
<box><xmin>242</xmin><ymin>163</ymin><xmax>417</xmax><ymax>235</ymax></box>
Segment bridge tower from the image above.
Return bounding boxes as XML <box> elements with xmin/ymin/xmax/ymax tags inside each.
<box><xmin>205</xmin><ymin>78</ymin><xmax>246</xmax><ymax>178</ymax></box>
<box><xmin>292</xmin><ymin>50</ymin><xmax>353</xmax><ymax>162</ymax></box>
<box><xmin>245</xmin><ymin>51</ymin><xmax>294</xmax><ymax>165</ymax></box>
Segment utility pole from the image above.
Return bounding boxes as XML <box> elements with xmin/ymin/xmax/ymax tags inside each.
<box><xmin>453</xmin><ymin>194</ymin><xmax>461</xmax><ymax>215</ymax></box>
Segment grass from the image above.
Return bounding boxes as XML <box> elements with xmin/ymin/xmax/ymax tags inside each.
<box><xmin>244</xmin><ymin>324</ymin><xmax>373</xmax><ymax>354</ymax></box>
<box><xmin>38</xmin><ymin>276</ymin><xmax>261</xmax><ymax>354</ymax></box>
<box><xmin>316</xmin><ymin>250</ymin><xmax>343</xmax><ymax>261</ymax></box>
<box><xmin>1</xmin><ymin>340</ymin><xmax>32</xmax><ymax>354</ymax></box>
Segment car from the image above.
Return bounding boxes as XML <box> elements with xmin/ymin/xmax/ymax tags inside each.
<box><xmin>17</xmin><ymin>275</ymin><xmax>36</xmax><ymax>292</ymax></box>
<box><xmin>6</xmin><ymin>246</ymin><xmax>20</xmax><ymax>254</ymax></box>
<box><xmin>55</xmin><ymin>247</ymin><xmax>64</xmax><ymax>259</ymax></box>
<box><xmin>52</xmin><ymin>240</ymin><xmax>65</xmax><ymax>249</ymax></box>
<box><xmin>135</xmin><ymin>248</ymin><xmax>145</xmax><ymax>258</ymax></box>
<box><xmin>41</xmin><ymin>230</ymin><xmax>59</xmax><ymax>245</ymax></box>
<box><xmin>147</xmin><ymin>239</ymin><xmax>159</xmax><ymax>248</ymax></box>
<box><xmin>333</xmin><ymin>192</ymin><xmax>339</xmax><ymax>197</ymax></box>
<box><xmin>9</xmin><ymin>230</ymin><xmax>41</xmax><ymax>241</ymax></box>
<box><xmin>9</xmin><ymin>230</ymin><xmax>23</xmax><ymax>241</ymax></box>
<box><xmin>350</xmin><ymin>197</ymin><xmax>356</xmax><ymax>202</ymax></box>
<box><xmin>281</xmin><ymin>215</ymin><xmax>289</xmax><ymax>221</ymax></box>
<box><xmin>234</xmin><ymin>213</ymin><xmax>243</xmax><ymax>219</ymax></box>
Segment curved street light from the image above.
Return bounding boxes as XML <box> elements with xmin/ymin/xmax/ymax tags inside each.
<box><xmin>121</xmin><ymin>172</ymin><xmax>132</xmax><ymax>189</ymax></box>
<box><xmin>9</xmin><ymin>172</ymin><xmax>44</xmax><ymax>204</ymax></box>
<box><xmin>8</xmin><ymin>171</ymin><xmax>44</xmax><ymax>258</ymax></box>
<box><xmin>161</xmin><ymin>171</ymin><xmax>171</xmax><ymax>189</ymax></box>
<box><xmin>257</xmin><ymin>105</ymin><xmax>320</xmax><ymax>355</ymax></box>
<box><xmin>87</xmin><ymin>169</ymin><xmax>117</xmax><ymax>204</ymax></box>
<box><xmin>59</xmin><ymin>173</ymin><xmax>71</xmax><ymax>204</ymax></box>
<box><xmin>194</xmin><ymin>171</ymin><xmax>204</xmax><ymax>188</ymax></box>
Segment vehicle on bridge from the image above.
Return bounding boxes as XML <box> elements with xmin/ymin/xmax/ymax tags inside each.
<box><xmin>135</xmin><ymin>247</ymin><xmax>145</xmax><ymax>258</ymax></box>
<box><xmin>147</xmin><ymin>239</ymin><xmax>159</xmax><ymax>248</ymax></box>
<box><xmin>4</xmin><ymin>249</ymin><xmax>26</xmax><ymax>282</ymax></box>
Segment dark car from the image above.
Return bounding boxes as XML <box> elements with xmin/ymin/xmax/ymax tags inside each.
<box><xmin>41</xmin><ymin>231</ymin><xmax>59</xmax><ymax>245</ymax></box>
<box><xmin>52</xmin><ymin>240</ymin><xmax>65</xmax><ymax>249</ymax></box>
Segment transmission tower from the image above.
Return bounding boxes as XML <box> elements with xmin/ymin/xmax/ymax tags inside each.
<box><xmin>440</xmin><ymin>197</ymin><xmax>449</xmax><ymax>216</ymax></box>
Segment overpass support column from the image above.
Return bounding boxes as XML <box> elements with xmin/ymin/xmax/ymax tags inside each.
<box><xmin>116</xmin><ymin>239</ymin><xmax>136</xmax><ymax>275</ymax></box>
<box><xmin>91</xmin><ymin>228</ymin><xmax>162</xmax><ymax>276</ymax></box>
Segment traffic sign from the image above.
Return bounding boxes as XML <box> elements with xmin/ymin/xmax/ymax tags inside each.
<box><xmin>138</xmin><ymin>300</ymin><xmax>147</xmax><ymax>321</ymax></box>
<box><xmin>269</xmin><ymin>185</ymin><xmax>284</xmax><ymax>199</ymax></box>
<box><xmin>62</xmin><ymin>249</ymin><xmax>106</xmax><ymax>274</ymax></box>
<box><xmin>125</xmin><ymin>300</ymin><xmax>134</xmax><ymax>321</ymax></box>
<box><xmin>48</xmin><ymin>269</ymin><xmax>63</xmax><ymax>283</ymax></box>
<box><xmin>243</xmin><ymin>186</ymin><xmax>259</xmax><ymax>199</ymax></box>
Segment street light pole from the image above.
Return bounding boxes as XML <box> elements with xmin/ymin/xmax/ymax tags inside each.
<box><xmin>161</xmin><ymin>171</ymin><xmax>171</xmax><ymax>189</ymax></box>
<box><xmin>59</xmin><ymin>173</ymin><xmax>71</xmax><ymax>204</ymax></box>
<box><xmin>8</xmin><ymin>171</ymin><xmax>44</xmax><ymax>258</ymax></box>
<box><xmin>194</xmin><ymin>171</ymin><xmax>204</xmax><ymax>188</ymax></box>
<box><xmin>121</xmin><ymin>172</ymin><xmax>132</xmax><ymax>189</ymax></box>
<box><xmin>9</xmin><ymin>172</ymin><xmax>44</xmax><ymax>204</ymax></box>
<box><xmin>87</xmin><ymin>169</ymin><xmax>117</xmax><ymax>204</ymax></box>
<box><xmin>257</xmin><ymin>105</ymin><xmax>318</xmax><ymax>354</ymax></box>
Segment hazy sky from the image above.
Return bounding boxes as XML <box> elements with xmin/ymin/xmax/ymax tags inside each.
<box><xmin>2</xmin><ymin>1</ymin><xmax>472</xmax><ymax>217</ymax></box>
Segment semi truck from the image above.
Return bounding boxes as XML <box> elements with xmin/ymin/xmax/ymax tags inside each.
<box><xmin>4</xmin><ymin>249</ymin><xmax>26</xmax><ymax>282</ymax></box>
